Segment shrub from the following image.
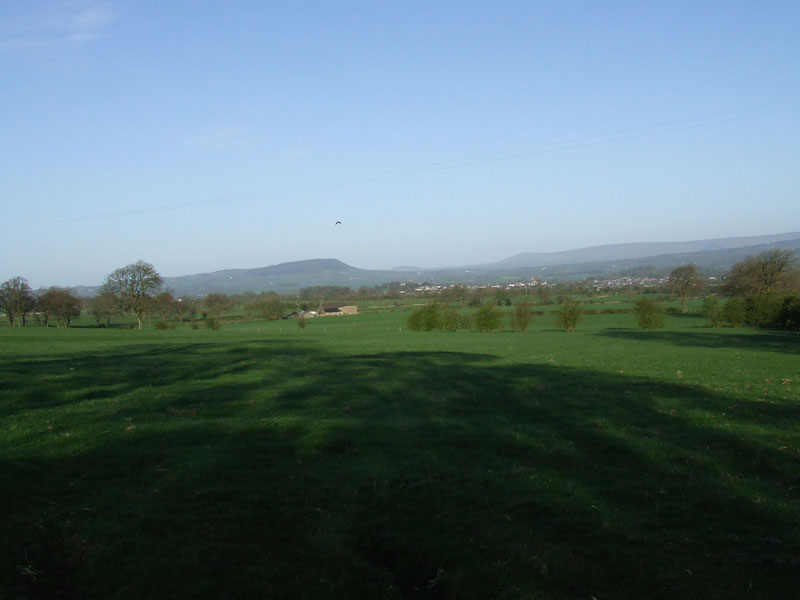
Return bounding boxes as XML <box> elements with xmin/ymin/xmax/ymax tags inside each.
<box><xmin>745</xmin><ymin>293</ymin><xmax>783</xmax><ymax>327</ymax></box>
<box><xmin>724</xmin><ymin>298</ymin><xmax>746</xmax><ymax>328</ymax></box>
<box><xmin>420</xmin><ymin>303</ymin><xmax>441</xmax><ymax>331</ymax></box>
<box><xmin>553</xmin><ymin>298</ymin><xmax>583</xmax><ymax>331</ymax></box>
<box><xmin>777</xmin><ymin>296</ymin><xmax>800</xmax><ymax>330</ymax></box>
<box><xmin>406</xmin><ymin>303</ymin><xmax>441</xmax><ymax>332</ymax></box>
<box><xmin>509</xmin><ymin>300</ymin><xmax>533</xmax><ymax>333</ymax></box>
<box><xmin>153</xmin><ymin>320</ymin><xmax>176</xmax><ymax>330</ymax></box>
<box><xmin>205</xmin><ymin>316</ymin><xmax>221</xmax><ymax>330</ymax></box>
<box><xmin>633</xmin><ymin>298</ymin><xmax>665</xmax><ymax>330</ymax></box>
<box><xmin>702</xmin><ymin>296</ymin><xmax>724</xmax><ymax>328</ymax></box>
<box><xmin>441</xmin><ymin>306</ymin><xmax>460</xmax><ymax>332</ymax></box>
<box><xmin>458</xmin><ymin>313</ymin><xmax>473</xmax><ymax>330</ymax></box>
<box><xmin>474</xmin><ymin>304</ymin><xmax>502</xmax><ymax>331</ymax></box>
<box><xmin>298</xmin><ymin>317</ymin><xmax>307</xmax><ymax>330</ymax></box>
<box><xmin>406</xmin><ymin>309</ymin><xmax>424</xmax><ymax>331</ymax></box>
<box><xmin>189</xmin><ymin>320</ymin><xmax>200</xmax><ymax>330</ymax></box>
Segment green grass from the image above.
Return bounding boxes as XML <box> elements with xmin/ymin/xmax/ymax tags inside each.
<box><xmin>2</xmin><ymin>312</ymin><xmax>799</xmax><ymax>599</ymax></box>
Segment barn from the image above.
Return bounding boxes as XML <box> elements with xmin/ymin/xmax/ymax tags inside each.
<box><xmin>317</xmin><ymin>302</ymin><xmax>358</xmax><ymax>316</ymax></box>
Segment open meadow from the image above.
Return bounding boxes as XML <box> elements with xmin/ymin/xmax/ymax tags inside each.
<box><xmin>2</xmin><ymin>310</ymin><xmax>799</xmax><ymax>599</ymax></box>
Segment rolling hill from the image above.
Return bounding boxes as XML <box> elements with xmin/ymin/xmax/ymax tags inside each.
<box><xmin>73</xmin><ymin>232</ymin><xmax>800</xmax><ymax>296</ymax></box>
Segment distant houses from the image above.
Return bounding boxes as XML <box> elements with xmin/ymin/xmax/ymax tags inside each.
<box><xmin>282</xmin><ymin>303</ymin><xmax>358</xmax><ymax>319</ymax></box>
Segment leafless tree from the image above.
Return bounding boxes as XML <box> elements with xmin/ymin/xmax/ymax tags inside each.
<box><xmin>37</xmin><ymin>287</ymin><xmax>81</xmax><ymax>327</ymax></box>
<box><xmin>668</xmin><ymin>264</ymin><xmax>702</xmax><ymax>313</ymax></box>
<box><xmin>101</xmin><ymin>261</ymin><xmax>163</xmax><ymax>329</ymax></box>
<box><xmin>0</xmin><ymin>276</ymin><xmax>35</xmax><ymax>326</ymax></box>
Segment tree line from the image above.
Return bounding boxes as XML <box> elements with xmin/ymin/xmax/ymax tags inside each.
<box><xmin>405</xmin><ymin>249</ymin><xmax>800</xmax><ymax>333</ymax></box>
<box><xmin>2</xmin><ymin>250</ymin><xmax>798</xmax><ymax>330</ymax></box>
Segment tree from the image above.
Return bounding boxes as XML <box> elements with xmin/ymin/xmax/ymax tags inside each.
<box><xmin>494</xmin><ymin>289</ymin><xmax>512</xmax><ymax>306</ymax></box>
<box><xmin>406</xmin><ymin>303</ymin><xmax>441</xmax><ymax>331</ymax></box>
<box><xmin>632</xmin><ymin>297</ymin><xmax>665</xmax><ymax>329</ymax></box>
<box><xmin>553</xmin><ymin>298</ymin><xmax>583</xmax><ymax>332</ymax></box>
<box><xmin>509</xmin><ymin>300</ymin><xmax>533</xmax><ymax>333</ymax></box>
<box><xmin>534</xmin><ymin>284</ymin><xmax>554</xmax><ymax>306</ymax></box>
<box><xmin>177</xmin><ymin>296</ymin><xmax>197</xmax><ymax>323</ymax></box>
<box><xmin>204</xmin><ymin>293</ymin><xmax>235</xmax><ymax>318</ymax></box>
<box><xmin>101</xmin><ymin>261</ymin><xmax>163</xmax><ymax>329</ymax></box>
<box><xmin>441</xmin><ymin>305</ymin><xmax>460</xmax><ymax>332</ymax></box>
<box><xmin>153</xmin><ymin>290</ymin><xmax>180</xmax><ymax>321</ymax></box>
<box><xmin>702</xmin><ymin>296</ymin><xmax>723</xmax><ymax>328</ymax></box>
<box><xmin>37</xmin><ymin>287</ymin><xmax>81</xmax><ymax>327</ymax></box>
<box><xmin>745</xmin><ymin>293</ymin><xmax>783</xmax><ymax>327</ymax></box>
<box><xmin>777</xmin><ymin>296</ymin><xmax>800</xmax><ymax>331</ymax></box>
<box><xmin>724</xmin><ymin>249</ymin><xmax>798</xmax><ymax>298</ymax></box>
<box><xmin>89</xmin><ymin>290</ymin><xmax>119</xmax><ymax>327</ymax></box>
<box><xmin>442</xmin><ymin>285</ymin><xmax>469</xmax><ymax>308</ymax></box>
<box><xmin>0</xmin><ymin>276</ymin><xmax>35</xmax><ymax>326</ymax></box>
<box><xmin>243</xmin><ymin>293</ymin><xmax>284</xmax><ymax>320</ymax></box>
<box><xmin>474</xmin><ymin>303</ymin><xmax>502</xmax><ymax>332</ymax></box>
<box><xmin>724</xmin><ymin>297</ymin><xmax>746</xmax><ymax>328</ymax></box>
<box><xmin>668</xmin><ymin>264</ymin><xmax>702</xmax><ymax>313</ymax></box>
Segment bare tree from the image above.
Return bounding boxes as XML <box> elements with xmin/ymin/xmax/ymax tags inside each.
<box><xmin>204</xmin><ymin>293</ymin><xmax>235</xmax><ymax>318</ymax></box>
<box><xmin>89</xmin><ymin>290</ymin><xmax>119</xmax><ymax>327</ymax></box>
<box><xmin>509</xmin><ymin>300</ymin><xmax>534</xmax><ymax>332</ymax></box>
<box><xmin>0</xmin><ymin>276</ymin><xmax>35</xmax><ymax>326</ymax></box>
<box><xmin>37</xmin><ymin>287</ymin><xmax>81</xmax><ymax>327</ymax></box>
<box><xmin>668</xmin><ymin>264</ymin><xmax>702</xmax><ymax>313</ymax></box>
<box><xmin>553</xmin><ymin>298</ymin><xmax>583</xmax><ymax>332</ymax></box>
<box><xmin>154</xmin><ymin>290</ymin><xmax>180</xmax><ymax>321</ymax></box>
<box><xmin>101</xmin><ymin>261</ymin><xmax>163</xmax><ymax>329</ymax></box>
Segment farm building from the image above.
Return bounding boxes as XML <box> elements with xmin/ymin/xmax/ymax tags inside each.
<box><xmin>317</xmin><ymin>302</ymin><xmax>358</xmax><ymax>316</ymax></box>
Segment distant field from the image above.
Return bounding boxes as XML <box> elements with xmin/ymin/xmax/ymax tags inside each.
<box><xmin>2</xmin><ymin>311</ymin><xmax>799</xmax><ymax>599</ymax></box>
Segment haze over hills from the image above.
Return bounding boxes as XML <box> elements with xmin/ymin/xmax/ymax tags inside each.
<box><xmin>71</xmin><ymin>232</ymin><xmax>800</xmax><ymax>296</ymax></box>
<box><xmin>475</xmin><ymin>232</ymin><xmax>800</xmax><ymax>270</ymax></box>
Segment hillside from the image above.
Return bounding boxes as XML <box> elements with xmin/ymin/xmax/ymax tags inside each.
<box><xmin>72</xmin><ymin>233</ymin><xmax>800</xmax><ymax>296</ymax></box>
<box><xmin>482</xmin><ymin>232</ymin><xmax>800</xmax><ymax>269</ymax></box>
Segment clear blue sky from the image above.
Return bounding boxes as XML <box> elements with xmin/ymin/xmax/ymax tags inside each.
<box><xmin>2</xmin><ymin>1</ymin><xmax>799</xmax><ymax>288</ymax></box>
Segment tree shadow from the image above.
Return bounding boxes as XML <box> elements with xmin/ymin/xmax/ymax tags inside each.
<box><xmin>600</xmin><ymin>328</ymin><xmax>800</xmax><ymax>354</ymax></box>
<box><xmin>2</xmin><ymin>342</ymin><xmax>799</xmax><ymax>599</ymax></box>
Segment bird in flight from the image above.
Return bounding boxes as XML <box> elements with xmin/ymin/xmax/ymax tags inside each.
<box><xmin>335</xmin><ymin>220</ymin><xmax>342</xmax><ymax>225</ymax></box>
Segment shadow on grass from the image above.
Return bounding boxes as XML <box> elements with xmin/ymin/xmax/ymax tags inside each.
<box><xmin>2</xmin><ymin>341</ymin><xmax>800</xmax><ymax>599</ymax></box>
<box><xmin>601</xmin><ymin>328</ymin><xmax>800</xmax><ymax>354</ymax></box>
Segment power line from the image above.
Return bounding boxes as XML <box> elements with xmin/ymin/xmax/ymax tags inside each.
<box><xmin>28</xmin><ymin>97</ymin><xmax>800</xmax><ymax>225</ymax></box>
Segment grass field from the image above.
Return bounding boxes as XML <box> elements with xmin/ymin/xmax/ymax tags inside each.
<box><xmin>2</xmin><ymin>310</ymin><xmax>799</xmax><ymax>599</ymax></box>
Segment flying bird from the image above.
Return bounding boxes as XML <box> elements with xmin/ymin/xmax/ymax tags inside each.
<box><xmin>335</xmin><ymin>220</ymin><xmax>342</xmax><ymax>225</ymax></box>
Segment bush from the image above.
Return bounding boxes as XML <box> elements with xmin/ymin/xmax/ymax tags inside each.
<box><xmin>702</xmin><ymin>296</ymin><xmax>724</xmax><ymax>328</ymax></box>
<box><xmin>406</xmin><ymin>309</ymin><xmax>424</xmax><ymax>331</ymax></box>
<box><xmin>553</xmin><ymin>299</ymin><xmax>583</xmax><ymax>332</ymax></box>
<box><xmin>205</xmin><ymin>316</ymin><xmax>221</xmax><ymax>330</ymax></box>
<box><xmin>298</xmin><ymin>317</ymin><xmax>307</xmax><ymax>330</ymax></box>
<box><xmin>633</xmin><ymin>298</ymin><xmax>665</xmax><ymax>330</ymax></box>
<box><xmin>458</xmin><ymin>314</ymin><xmax>473</xmax><ymax>330</ymax></box>
<box><xmin>153</xmin><ymin>320</ymin><xmax>177</xmax><ymax>330</ymax></box>
<box><xmin>509</xmin><ymin>300</ymin><xmax>533</xmax><ymax>333</ymax></box>
<box><xmin>406</xmin><ymin>303</ymin><xmax>441</xmax><ymax>332</ymax></box>
<box><xmin>474</xmin><ymin>304</ymin><xmax>502</xmax><ymax>332</ymax></box>
<box><xmin>441</xmin><ymin>306</ymin><xmax>460</xmax><ymax>332</ymax></box>
<box><xmin>724</xmin><ymin>298</ymin><xmax>746</xmax><ymax>328</ymax></box>
<box><xmin>777</xmin><ymin>296</ymin><xmax>800</xmax><ymax>330</ymax></box>
<box><xmin>745</xmin><ymin>293</ymin><xmax>783</xmax><ymax>327</ymax></box>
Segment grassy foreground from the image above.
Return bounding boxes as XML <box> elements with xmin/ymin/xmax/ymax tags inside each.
<box><xmin>2</xmin><ymin>312</ymin><xmax>799</xmax><ymax>599</ymax></box>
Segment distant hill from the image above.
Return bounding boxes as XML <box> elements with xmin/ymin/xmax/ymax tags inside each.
<box><xmin>72</xmin><ymin>232</ymin><xmax>800</xmax><ymax>296</ymax></box>
<box><xmin>483</xmin><ymin>232</ymin><xmax>800</xmax><ymax>269</ymax></box>
<box><xmin>161</xmin><ymin>259</ymin><xmax>384</xmax><ymax>296</ymax></box>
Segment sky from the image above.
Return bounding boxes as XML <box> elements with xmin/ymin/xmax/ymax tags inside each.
<box><xmin>2</xmin><ymin>0</ymin><xmax>799</xmax><ymax>288</ymax></box>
